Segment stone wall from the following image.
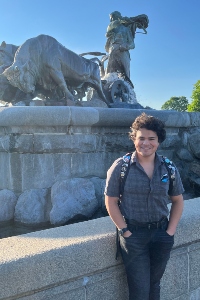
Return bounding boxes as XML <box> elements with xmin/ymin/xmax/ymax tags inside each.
<box><xmin>0</xmin><ymin>198</ymin><xmax>200</xmax><ymax>300</ymax></box>
<box><xmin>0</xmin><ymin>107</ymin><xmax>200</xmax><ymax>226</ymax></box>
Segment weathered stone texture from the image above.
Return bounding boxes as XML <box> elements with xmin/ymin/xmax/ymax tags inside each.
<box><xmin>19</xmin><ymin>278</ymin><xmax>86</xmax><ymax>300</ymax></box>
<box><xmin>189</xmin><ymin>162</ymin><xmax>200</xmax><ymax>177</ymax></box>
<box><xmin>20</xmin><ymin>153</ymin><xmax>72</xmax><ymax>191</ymax></box>
<box><xmin>161</xmin><ymin>247</ymin><xmax>188</xmax><ymax>300</ymax></box>
<box><xmin>188</xmin><ymin>132</ymin><xmax>200</xmax><ymax>159</ymax></box>
<box><xmin>34</xmin><ymin>133</ymin><xmax>96</xmax><ymax>153</ymax></box>
<box><xmin>0</xmin><ymin>189</ymin><xmax>17</xmax><ymax>221</ymax></box>
<box><xmin>90</xmin><ymin>177</ymin><xmax>106</xmax><ymax>208</ymax></box>
<box><xmin>50</xmin><ymin>178</ymin><xmax>98</xmax><ymax>225</ymax></box>
<box><xmin>0</xmin><ymin>135</ymin><xmax>10</xmax><ymax>152</ymax></box>
<box><xmin>103</xmin><ymin>133</ymin><xmax>133</xmax><ymax>152</ymax></box>
<box><xmin>0</xmin><ymin>153</ymin><xmax>10</xmax><ymax>189</ymax></box>
<box><xmin>161</xmin><ymin>135</ymin><xmax>181</xmax><ymax>148</ymax></box>
<box><xmin>14</xmin><ymin>189</ymin><xmax>49</xmax><ymax>224</ymax></box>
<box><xmin>190</xmin><ymin>288</ymin><xmax>200</xmax><ymax>300</ymax></box>
<box><xmin>176</xmin><ymin>148</ymin><xmax>193</xmax><ymax>162</ymax></box>
<box><xmin>189</xmin><ymin>242</ymin><xmax>200</xmax><ymax>292</ymax></box>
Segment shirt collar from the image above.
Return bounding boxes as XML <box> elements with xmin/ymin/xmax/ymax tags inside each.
<box><xmin>130</xmin><ymin>151</ymin><xmax>163</xmax><ymax>165</ymax></box>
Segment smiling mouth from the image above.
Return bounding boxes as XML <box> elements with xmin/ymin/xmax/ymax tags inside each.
<box><xmin>142</xmin><ymin>147</ymin><xmax>152</xmax><ymax>150</ymax></box>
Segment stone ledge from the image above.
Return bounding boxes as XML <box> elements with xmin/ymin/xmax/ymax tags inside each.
<box><xmin>0</xmin><ymin>107</ymin><xmax>193</xmax><ymax>128</ymax></box>
<box><xmin>0</xmin><ymin>217</ymin><xmax>117</xmax><ymax>299</ymax></box>
<box><xmin>0</xmin><ymin>198</ymin><xmax>200</xmax><ymax>299</ymax></box>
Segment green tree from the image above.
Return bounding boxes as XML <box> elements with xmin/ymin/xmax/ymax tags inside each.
<box><xmin>187</xmin><ymin>80</ymin><xmax>200</xmax><ymax>112</ymax></box>
<box><xmin>161</xmin><ymin>96</ymin><xmax>189</xmax><ymax>112</ymax></box>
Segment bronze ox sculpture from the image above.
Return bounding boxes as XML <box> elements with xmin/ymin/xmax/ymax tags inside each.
<box><xmin>3</xmin><ymin>34</ymin><xmax>110</xmax><ymax>106</ymax></box>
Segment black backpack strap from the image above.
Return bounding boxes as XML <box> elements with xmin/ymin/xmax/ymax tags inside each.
<box><xmin>116</xmin><ymin>152</ymin><xmax>132</xmax><ymax>260</ymax></box>
<box><xmin>162</xmin><ymin>156</ymin><xmax>176</xmax><ymax>195</ymax></box>
<box><xmin>119</xmin><ymin>153</ymin><xmax>132</xmax><ymax>198</ymax></box>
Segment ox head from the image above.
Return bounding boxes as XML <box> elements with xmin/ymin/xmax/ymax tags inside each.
<box><xmin>3</xmin><ymin>61</ymin><xmax>36</xmax><ymax>94</ymax></box>
<box><xmin>0</xmin><ymin>41</ymin><xmax>18</xmax><ymax>73</ymax></box>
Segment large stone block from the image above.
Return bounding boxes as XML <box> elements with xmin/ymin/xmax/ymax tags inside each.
<box><xmin>9</xmin><ymin>134</ymin><xmax>34</xmax><ymax>153</ymax></box>
<box><xmin>0</xmin><ymin>135</ymin><xmax>10</xmax><ymax>152</ymax></box>
<box><xmin>101</xmin><ymin>133</ymin><xmax>133</xmax><ymax>152</ymax></box>
<box><xmin>176</xmin><ymin>148</ymin><xmax>194</xmax><ymax>162</ymax></box>
<box><xmin>0</xmin><ymin>106</ymin><xmax>72</xmax><ymax>126</ymax></box>
<box><xmin>90</xmin><ymin>177</ymin><xmax>106</xmax><ymax>208</ymax></box>
<box><xmin>4</xmin><ymin>125</ymin><xmax>69</xmax><ymax>134</ymax></box>
<box><xmin>94</xmin><ymin>109</ymin><xmax>191</xmax><ymax>128</ymax></box>
<box><xmin>190</xmin><ymin>112</ymin><xmax>200</xmax><ymax>126</ymax></box>
<box><xmin>161</xmin><ymin>247</ymin><xmax>188</xmax><ymax>300</ymax></box>
<box><xmin>188</xmin><ymin>132</ymin><xmax>200</xmax><ymax>159</ymax></box>
<box><xmin>0</xmin><ymin>217</ymin><xmax>117</xmax><ymax>299</ymax></box>
<box><xmin>14</xmin><ymin>189</ymin><xmax>50</xmax><ymax>224</ymax></box>
<box><xmin>190</xmin><ymin>287</ymin><xmax>200</xmax><ymax>300</ymax></box>
<box><xmin>189</xmin><ymin>242</ymin><xmax>200</xmax><ymax>292</ymax></box>
<box><xmin>172</xmin><ymin>198</ymin><xmax>200</xmax><ymax>248</ymax></box>
<box><xmin>50</xmin><ymin>178</ymin><xmax>98</xmax><ymax>225</ymax></box>
<box><xmin>70</xmin><ymin>107</ymin><xmax>99</xmax><ymax>126</ymax></box>
<box><xmin>8</xmin><ymin>153</ymin><xmax>23</xmax><ymax>192</ymax></box>
<box><xmin>157</xmin><ymin>149</ymin><xmax>174</xmax><ymax>160</ymax></box>
<box><xmin>161</xmin><ymin>135</ymin><xmax>181</xmax><ymax>149</ymax></box>
<box><xmin>92</xmin><ymin>126</ymin><xmax>130</xmax><ymax>134</ymax></box>
<box><xmin>0</xmin><ymin>153</ymin><xmax>10</xmax><ymax>189</ymax></box>
<box><xmin>163</xmin><ymin>111</ymin><xmax>190</xmax><ymax>128</ymax></box>
<box><xmin>0</xmin><ymin>189</ymin><xmax>17</xmax><ymax>221</ymax></box>
<box><xmin>71</xmin><ymin>152</ymin><xmax>104</xmax><ymax>178</ymax></box>
<box><xmin>0</xmin><ymin>153</ymin><xmax>72</xmax><ymax>192</ymax></box>
<box><xmin>71</xmin><ymin>152</ymin><xmax>123</xmax><ymax>179</ymax></box>
<box><xmin>20</xmin><ymin>153</ymin><xmax>72</xmax><ymax>191</ymax></box>
<box><xmin>34</xmin><ymin>133</ymin><xmax>96</xmax><ymax>153</ymax></box>
<box><xmin>19</xmin><ymin>277</ymin><xmax>85</xmax><ymax>300</ymax></box>
<box><xmin>189</xmin><ymin>162</ymin><xmax>200</xmax><ymax>177</ymax></box>
<box><xmin>69</xmin><ymin>125</ymin><xmax>92</xmax><ymax>134</ymax></box>
<box><xmin>86</xmin><ymin>267</ymin><xmax>128</xmax><ymax>300</ymax></box>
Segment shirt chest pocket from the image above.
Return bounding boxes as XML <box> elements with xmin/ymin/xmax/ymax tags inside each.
<box><xmin>152</xmin><ymin>181</ymin><xmax>169</xmax><ymax>196</ymax></box>
<box><xmin>124</xmin><ymin>177</ymin><xmax>150</xmax><ymax>194</ymax></box>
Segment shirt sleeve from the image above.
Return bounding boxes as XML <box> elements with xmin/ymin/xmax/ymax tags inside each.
<box><xmin>169</xmin><ymin>163</ymin><xmax>185</xmax><ymax>196</ymax></box>
<box><xmin>104</xmin><ymin>158</ymin><xmax>123</xmax><ymax>197</ymax></box>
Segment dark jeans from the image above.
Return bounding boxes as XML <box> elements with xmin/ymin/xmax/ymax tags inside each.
<box><xmin>120</xmin><ymin>219</ymin><xmax>174</xmax><ymax>300</ymax></box>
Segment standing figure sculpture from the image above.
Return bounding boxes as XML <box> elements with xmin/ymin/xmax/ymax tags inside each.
<box><xmin>105</xmin><ymin>11</ymin><xmax>149</xmax><ymax>83</ymax></box>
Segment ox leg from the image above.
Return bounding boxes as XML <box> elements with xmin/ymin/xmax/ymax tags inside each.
<box><xmin>91</xmin><ymin>82</ymin><xmax>110</xmax><ymax>106</ymax></box>
<box><xmin>49</xmin><ymin>69</ymin><xmax>74</xmax><ymax>101</ymax></box>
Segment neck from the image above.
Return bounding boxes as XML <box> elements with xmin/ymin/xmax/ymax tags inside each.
<box><xmin>136</xmin><ymin>152</ymin><xmax>156</xmax><ymax>164</ymax></box>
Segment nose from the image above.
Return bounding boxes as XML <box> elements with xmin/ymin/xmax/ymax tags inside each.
<box><xmin>142</xmin><ymin>139</ymin><xmax>150</xmax><ymax>145</ymax></box>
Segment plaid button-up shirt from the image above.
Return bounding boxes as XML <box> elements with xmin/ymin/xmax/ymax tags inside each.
<box><xmin>105</xmin><ymin>151</ymin><xmax>184</xmax><ymax>223</ymax></box>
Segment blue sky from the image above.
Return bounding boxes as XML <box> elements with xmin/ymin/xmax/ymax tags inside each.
<box><xmin>1</xmin><ymin>0</ymin><xmax>200</xmax><ymax>109</ymax></box>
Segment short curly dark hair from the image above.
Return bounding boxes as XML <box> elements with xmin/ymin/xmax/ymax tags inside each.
<box><xmin>129</xmin><ymin>113</ymin><xmax>166</xmax><ymax>143</ymax></box>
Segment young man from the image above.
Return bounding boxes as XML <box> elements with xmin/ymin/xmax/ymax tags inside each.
<box><xmin>105</xmin><ymin>113</ymin><xmax>184</xmax><ymax>300</ymax></box>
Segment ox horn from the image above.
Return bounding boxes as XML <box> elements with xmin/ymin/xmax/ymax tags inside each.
<box><xmin>14</xmin><ymin>65</ymin><xmax>19</xmax><ymax>71</ymax></box>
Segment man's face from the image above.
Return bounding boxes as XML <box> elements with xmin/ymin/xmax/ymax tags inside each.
<box><xmin>134</xmin><ymin>128</ymin><xmax>159</xmax><ymax>158</ymax></box>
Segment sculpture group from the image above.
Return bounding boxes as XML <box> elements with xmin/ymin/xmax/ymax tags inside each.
<box><xmin>0</xmin><ymin>11</ymin><xmax>149</xmax><ymax>107</ymax></box>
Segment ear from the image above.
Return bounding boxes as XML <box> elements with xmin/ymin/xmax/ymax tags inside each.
<box><xmin>1</xmin><ymin>41</ymin><xmax>6</xmax><ymax>48</ymax></box>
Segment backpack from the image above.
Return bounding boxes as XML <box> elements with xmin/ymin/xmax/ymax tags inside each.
<box><xmin>119</xmin><ymin>152</ymin><xmax>176</xmax><ymax>198</ymax></box>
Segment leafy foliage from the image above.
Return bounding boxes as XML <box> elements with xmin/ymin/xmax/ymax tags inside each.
<box><xmin>187</xmin><ymin>80</ymin><xmax>200</xmax><ymax>112</ymax></box>
<box><xmin>161</xmin><ymin>96</ymin><xmax>188</xmax><ymax>112</ymax></box>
